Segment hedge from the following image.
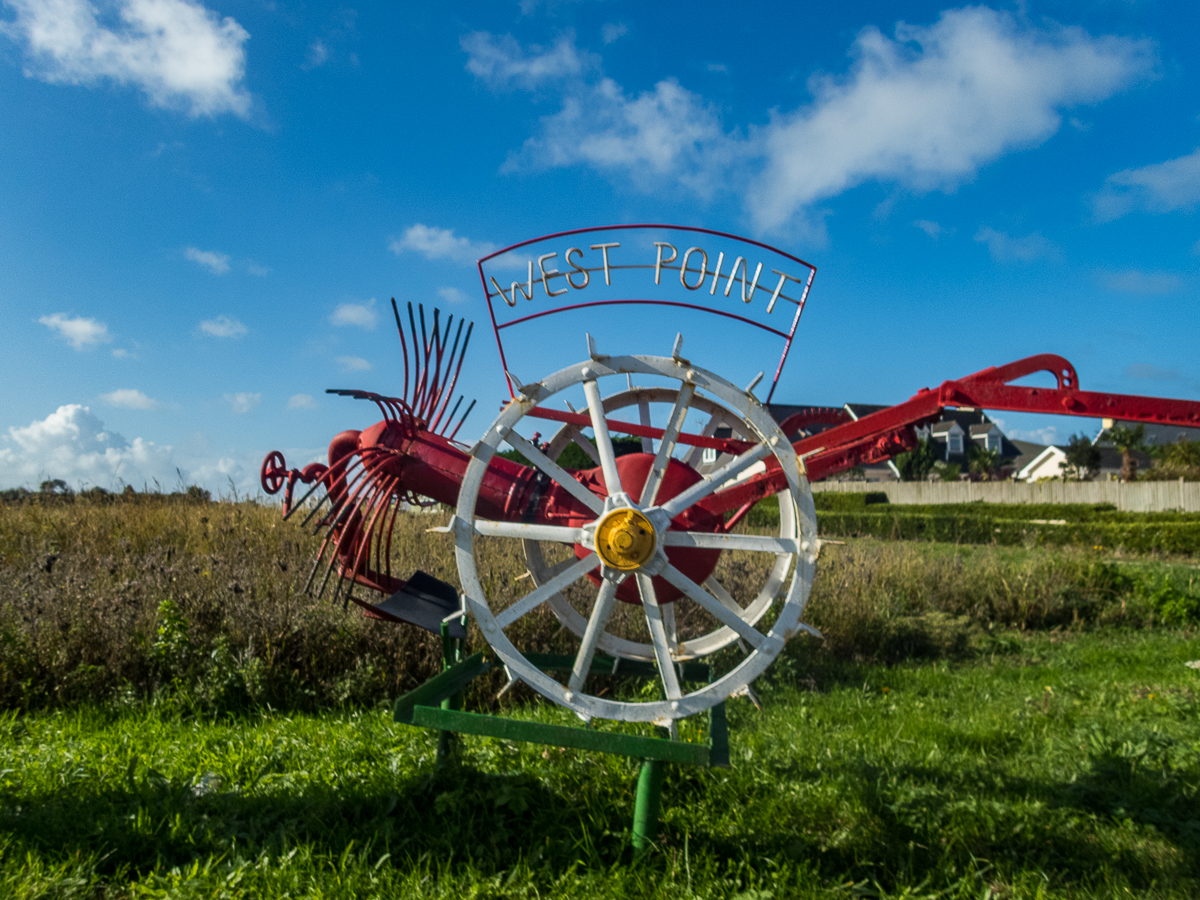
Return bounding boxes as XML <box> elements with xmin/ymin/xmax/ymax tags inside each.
<box><xmin>815</xmin><ymin>511</ymin><xmax>1200</xmax><ymax>555</ymax></box>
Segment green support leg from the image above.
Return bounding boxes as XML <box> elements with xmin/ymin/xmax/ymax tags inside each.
<box><xmin>632</xmin><ymin>758</ymin><xmax>666</xmax><ymax>851</ymax></box>
<box><xmin>435</xmin><ymin>619</ymin><xmax>466</xmax><ymax>768</ymax></box>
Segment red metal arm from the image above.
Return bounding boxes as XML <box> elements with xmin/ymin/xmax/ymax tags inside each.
<box><xmin>690</xmin><ymin>354</ymin><xmax>1200</xmax><ymax>518</ymax></box>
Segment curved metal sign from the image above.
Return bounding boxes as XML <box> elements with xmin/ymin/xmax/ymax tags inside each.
<box><xmin>476</xmin><ymin>224</ymin><xmax>816</xmax><ymax>403</ymax></box>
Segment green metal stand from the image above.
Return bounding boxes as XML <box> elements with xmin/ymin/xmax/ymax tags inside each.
<box><xmin>632</xmin><ymin>758</ymin><xmax>666</xmax><ymax>850</ymax></box>
<box><xmin>394</xmin><ymin>646</ymin><xmax>730</xmax><ymax>848</ymax></box>
<box><xmin>435</xmin><ymin>621</ymin><xmax>465</xmax><ymax>767</ymax></box>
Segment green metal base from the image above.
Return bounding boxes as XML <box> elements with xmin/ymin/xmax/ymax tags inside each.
<box><xmin>632</xmin><ymin>759</ymin><xmax>666</xmax><ymax>851</ymax></box>
<box><xmin>393</xmin><ymin>629</ymin><xmax>732</xmax><ymax>847</ymax></box>
<box><xmin>394</xmin><ymin>650</ymin><xmax>729</xmax><ymax>767</ymax></box>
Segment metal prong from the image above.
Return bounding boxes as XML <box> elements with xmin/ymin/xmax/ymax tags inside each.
<box><xmin>586</xmin><ymin>332</ymin><xmax>600</xmax><ymax>360</ymax></box>
<box><xmin>496</xmin><ymin>666</ymin><xmax>518</xmax><ymax>699</ymax></box>
<box><xmin>671</xmin><ymin>332</ymin><xmax>684</xmax><ymax>361</ymax></box>
<box><xmin>746</xmin><ymin>371</ymin><xmax>764</xmax><ymax>395</ymax></box>
<box><xmin>507</xmin><ymin>370</ymin><xmax>523</xmax><ymax>391</ymax></box>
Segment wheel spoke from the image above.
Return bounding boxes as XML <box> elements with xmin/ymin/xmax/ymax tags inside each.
<box><xmin>661</xmin><ymin>530</ymin><xmax>798</xmax><ymax>553</ymax></box>
<box><xmin>661</xmin><ymin>598</ymin><xmax>678</xmax><ymax>654</ymax></box>
<box><xmin>657</xmin><ymin>442</ymin><xmax>772</xmax><ymax>521</ymax></box>
<box><xmin>496</xmin><ymin>552</ymin><xmax>600</xmax><ymax>628</ymax></box>
<box><xmin>473</xmin><ymin>521</ymin><xmax>585</xmax><ymax>544</ymax></box>
<box><xmin>639</xmin><ymin>383</ymin><xmax>695</xmax><ymax>508</ymax></box>
<box><xmin>703</xmin><ymin>574</ymin><xmax>746</xmax><ymax>617</ymax></box>
<box><xmin>565</xmin><ymin>426</ymin><xmax>602</xmax><ymax>465</ymax></box>
<box><xmin>682</xmin><ymin>410</ymin><xmax>733</xmax><ymax>469</ymax></box>
<box><xmin>542</xmin><ymin>556</ymin><xmax>579</xmax><ymax>579</ymax></box>
<box><xmin>583</xmin><ymin>378</ymin><xmax>625</xmax><ymax>497</ymax></box>
<box><xmin>501</xmin><ymin>428</ymin><xmax>604</xmax><ymax>516</ymax></box>
<box><xmin>638</xmin><ymin>397</ymin><xmax>653</xmax><ymax>454</ymax></box>
<box><xmin>636</xmin><ymin>574</ymin><xmax>682</xmax><ymax>700</ymax></box>
<box><xmin>568</xmin><ymin>578</ymin><xmax>619</xmax><ymax>692</ymax></box>
<box><xmin>661</xmin><ymin>564</ymin><xmax>766</xmax><ymax>649</ymax></box>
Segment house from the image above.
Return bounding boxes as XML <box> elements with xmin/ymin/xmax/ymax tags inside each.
<box><xmin>1094</xmin><ymin>419</ymin><xmax>1200</xmax><ymax>447</ymax></box>
<box><xmin>1017</xmin><ymin>445</ymin><xmax>1067</xmax><ymax>481</ymax></box>
<box><xmin>912</xmin><ymin>408</ymin><xmax>1035</xmax><ymax>477</ymax></box>
<box><xmin>1009</xmin><ymin>439</ymin><xmax>1053</xmax><ymax>481</ymax></box>
<box><xmin>1016</xmin><ymin>440</ymin><xmax>1153</xmax><ymax>482</ymax></box>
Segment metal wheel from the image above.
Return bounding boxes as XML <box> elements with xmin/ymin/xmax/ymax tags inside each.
<box><xmin>523</xmin><ymin>386</ymin><xmax>798</xmax><ymax>661</ymax></box>
<box><xmin>450</xmin><ymin>352</ymin><xmax>818</xmax><ymax>724</ymax></box>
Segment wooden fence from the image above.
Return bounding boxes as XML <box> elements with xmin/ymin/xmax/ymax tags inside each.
<box><xmin>811</xmin><ymin>479</ymin><xmax>1200</xmax><ymax>513</ymax></box>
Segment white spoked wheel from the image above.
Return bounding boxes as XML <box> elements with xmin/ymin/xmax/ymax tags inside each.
<box><xmin>450</xmin><ymin>353</ymin><xmax>818</xmax><ymax>725</ymax></box>
<box><xmin>523</xmin><ymin>386</ymin><xmax>799</xmax><ymax>661</ymax></box>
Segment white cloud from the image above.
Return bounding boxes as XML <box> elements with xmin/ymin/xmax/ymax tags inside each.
<box><xmin>601</xmin><ymin>23</ymin><xmax>626</xmax><ymax>45</ymax></box>
<box><xmin>461</xmin><ymin>30</ymin><xmax>597</xmax><ymax>90</ymax></box>
<box><xmin>246</xmin><ymin>262</ymin><xmax>271</xmax><ymax>276</ymax></box>
<box><xmin>390</xmin><ymin>224</ymin><xmax>497</xmax><ymax>265</ymax></box>
<box><xmin>1093</xmin><ymin>148</ymin><xmax>1200</xmax><ymax>221</ymax></box>
<box><xmin>974</xmin><ymin>226</ymin><xmax>1057</xmax><ymax>262</ymax></box>
<box><xmin>1</xmin><ymin>0</ymin><xmax>252</xmax><ymax>118</ymax></box>
<box><xmin>199</xmin><ymin>314</ymin><xmax>246</xmax><ymax>338</ymax></box>
<box><xmin>505</xmin><ymin>75</ymin><xmax>735</xmax><ymax>199</ymax></box>
<box><xmin>485</xmin><ymin>9</ymin><xmax>1151</xmax><ymax>235</ymax></box>
<box><xmin>99</xmin><ymin>388</ymin><xmax>160</xmax><ymax>409</ymax></box>
<box><xmin>111</xmin><ymin>348</ymin><xmax>129</xmax><ymax>358</ymax></box>
<box><xmin>39</xmin><ymin>312</ymin><xmax>111</xmax><ymax>349</ymax></box>
<box><xmin>0</xmin><ymin>404</ymin><xmax>174</xmax><ymax>488</ymax></box>
<box><xmin>0</xmin><ymin>406</ymin><xmax>273</xmax><ymax>496</ymax></box>
<box><xmin>329</xmin><ymin>298</ymin><xmax>378</xmax><ymax>329</ymax></box>
<box><xmin>185</xmin><ymin>245</ymin><xmax>230</xmax><ymax>273</ymax></box>
<box><xmin>437</xmin><ymin>286</ymin><xmax>469</xmax><ymax>304</ymax></box>
<box><xmin>913</xmin><ymin>219</ymin><xmax>944</xmax><ymax>238</ymax></box>
<box><xmin>303</xmin><ymin>39</ymin><xmax>328</xmax><ymax>70</ymax></box>
<box><xmin>1102</xmin><ymin>269</ymin><xmax>1182</xmax><ymax>295</ymax></box>
<box><xmin>1004</xmin><ymin>424</ymin><xmax>1061</xmax><ymax>445</ymax></box>
<box><xmin>287</xmin><ymin>393</ymin><xmax>317</xmax><ymax>410</ymax></box>
<box><xmin>223</xmin><ymin>391</ymin><xmax>260</xmax><ymax>414</ymax></box>
<box><xmin>747</xmin><ymin>9</ymin><xmax>1150</xmax><ymax>232</ymax></box>
<box><xmin>336</xmin><ymin>355</ymin><xmax>371</xmax><ymax>372</ymax></box>
<box><xmin>1125</xmin><ymin>363</ymin><xmax>1182</xmax><ymax>382</ymax></box>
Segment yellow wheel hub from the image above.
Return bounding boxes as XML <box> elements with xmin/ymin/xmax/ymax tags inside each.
<box><xmin>594</xmin><ymin>508</ymin><xmax>657</xmax><ymax>571</ymax></box>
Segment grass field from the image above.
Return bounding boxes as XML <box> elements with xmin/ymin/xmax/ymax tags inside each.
<box><xmin>1</xmin><ymin>628</ymin><xmax>1197</xmax><ymax>898</ymax></box>
<box><xmin>2</xmin><ymin>497</ymin><xmax>1199</xmax><ymax>897</ymax></box>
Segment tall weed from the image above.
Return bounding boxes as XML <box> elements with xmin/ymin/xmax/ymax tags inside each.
<box><xmin>0</xmin><ymin>498</ymin><xmax>1192</xmax><ymax>710</ymax></box>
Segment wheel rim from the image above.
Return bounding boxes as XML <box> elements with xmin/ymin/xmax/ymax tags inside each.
<box><xmin>452</xmin><ymin>353</ymin><xmax>818</xmax><ymax>724</ymax></box>
<box><xmin>261</xmin><ymin>451</ymin><xmax>287</xmax><ymax>494</ymax></box>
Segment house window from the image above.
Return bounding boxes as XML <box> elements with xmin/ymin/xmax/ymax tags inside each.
<box><xmin>702</xmin><ymin>447</ymin><xmax>717</xmax><ymax>464</ymax></box>
<box><xmin>948</xmin><ymin>433</ymin><xmax>963</xmax><ymax>454</ymax></box>
<box><xmin>986</xmin><ymin>432</ymin><xmax>1000</xmax><ymax>451</ymax></box>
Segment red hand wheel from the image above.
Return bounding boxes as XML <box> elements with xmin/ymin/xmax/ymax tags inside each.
<box><xmin>260</xmin><ymin>450</ymin><xmax>288</xmax><ymax>494</ymax></box>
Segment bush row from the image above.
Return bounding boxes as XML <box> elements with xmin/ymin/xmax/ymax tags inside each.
<box><xmin>816</xmin><ymin>511</ymin><xmax>1200</xmax><ymax>555</ymax></box>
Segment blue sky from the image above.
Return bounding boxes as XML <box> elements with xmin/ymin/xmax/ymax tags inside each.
<box><xmin>1</xmin><ymin>0</ymin><xmax>1198</xmax><ymax>493</ymax></box>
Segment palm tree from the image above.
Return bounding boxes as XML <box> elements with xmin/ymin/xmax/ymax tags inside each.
<box><xmin>1106</xmin><ymin>423</ymin><xmax>1146</xmax><ymax>482</ymax></box>
<box><xmin>1062</xmin><ymin>433</ymin><xmax>1101</xmax><ymax>481</ymax></box>
<box><xmin>967</xmin><ymin>444</ymin><xmax>1002</xmax><ymax>480</ymax></box>
<box><xmin>895</xmin><ymin>438</ymin><xmax>938</xmax><ymax>481</ymax></box>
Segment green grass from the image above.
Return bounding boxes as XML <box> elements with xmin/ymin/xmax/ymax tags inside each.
<box><xmin>1</xmin><ymin>628</ymin><xmax>1198</xmax><ymax>898</ymax></box>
